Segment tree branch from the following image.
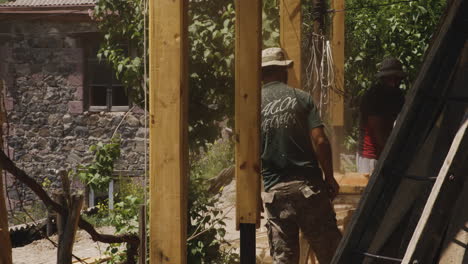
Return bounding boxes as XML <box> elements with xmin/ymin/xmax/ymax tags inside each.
<box><xmin>0</xmin><ymin>151</ymin><xmax>140</xmax><ymax>264</ymax></box>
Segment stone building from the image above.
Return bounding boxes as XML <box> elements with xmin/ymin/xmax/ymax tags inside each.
<box><xmin>0</xmin><ymin>0</ymin><xmax>147</xmax><ymax>212</ymax></box>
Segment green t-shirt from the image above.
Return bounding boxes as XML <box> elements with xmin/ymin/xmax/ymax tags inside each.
<box><xmin>261</xmin><ymin>81</ymin><xmax>323</xmax><ymax>191</ymax></box>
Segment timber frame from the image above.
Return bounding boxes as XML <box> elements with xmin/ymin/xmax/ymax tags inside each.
<box><xmin>148</xmin><ymin>0</ymin><xmax>346</xmax><ymax>262</ymax></box>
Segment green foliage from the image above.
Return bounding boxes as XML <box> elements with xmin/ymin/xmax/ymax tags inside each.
<box><xmin>191</xmin><ymin>139</ymin><xmax>234</xmax><ymax>180</ymax></box>
<box><xmin>92</xmin><ymin>0</ymin><xmax>145</xmax><ymax>105</ymax></box>
<box><xmin>346</xmin><ymin>0</ymin><xmax>445</xmax><ymax>92</ymax></box>
<box><xmin>77</xmin><ymin>138</ymin><xmax>237</xmax><ymax>263</ymax></box>
<box><xmin>104</xmin><ymin>177</ymin><xmax>144</xmax><ymax>264</ymax></box>
<box><xmin>188</xmin><ymin>1</ymin><xmax>235</xmax><ymax>147</ymax></box>
<box><xmin>76</xmin><ymin>138</ymin><xmax>121</xmax><ymax>192</ymax></box>
<box><xmin>344</xmin><ymin>0</ymin><xmax>445</xmax><ymax>150</ymax></box>
<box><xmin>263</xmin><ymin>0</ymin><xmax>280</xmax><ymax>47</ymax></box>
<box><xmin>188</xmin><ymin>140</ymin><xmax>238</xmax><ymax>264</ymax></box>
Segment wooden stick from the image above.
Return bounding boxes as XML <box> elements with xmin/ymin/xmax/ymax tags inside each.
<box><xmin>58</xmin><ymin>195</ymin><xmax>84</xmax><ymax>264</ymax></box>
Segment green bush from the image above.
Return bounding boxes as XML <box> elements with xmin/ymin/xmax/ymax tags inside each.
<box><xmin>188</xmin><ymin>139</ymin><xmax>238</xmax><ymax>263</ymax></box>
<box><xmin>78</xmin><ymin>139</ymin><xmax>237</xmax><ymax>263</ymax></box>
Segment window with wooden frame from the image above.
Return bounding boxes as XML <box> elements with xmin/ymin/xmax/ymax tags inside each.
<box><xmin>85</xmin><ymin>36</ymin><xmax>130</xmax><ymax>112</ymax></box>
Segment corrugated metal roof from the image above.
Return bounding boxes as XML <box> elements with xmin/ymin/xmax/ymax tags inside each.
<box><xmin>0</xmin><ymin>0</ymin><xmax>96</xmax><ymax>7</ymax></box>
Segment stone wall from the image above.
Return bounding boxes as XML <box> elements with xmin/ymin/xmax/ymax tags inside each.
<box><xmin>0</xmin><ymin>18</ymin><xmax>147</xmax><ymax>211</ymax></box>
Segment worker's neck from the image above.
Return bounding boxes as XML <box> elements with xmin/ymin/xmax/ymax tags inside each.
<box><xmin>262</xmin><ymin>76</ymin><xmax>287</xmax><ymax>85</ymax></box>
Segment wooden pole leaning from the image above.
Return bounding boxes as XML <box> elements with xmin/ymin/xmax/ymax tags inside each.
<box><xmin>149</xmin><ymin>0</ymin><xmax>189</xmax><ymax>263</ymax></box>
<box><xmin>235</xmin><ymin>0</ymin><xmax>262</xmax><ymax>262</ymax></box>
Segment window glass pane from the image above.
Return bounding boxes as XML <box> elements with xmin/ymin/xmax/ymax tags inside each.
<box><xmin>91</xmin><ymin>86</ymin><xmax>108</xmax><ymax>106</ymax></box>
<box><xmin>112</xmin><ymin>86</ymin><xmax>129</xmax><ymax>106</ymax></box>
<box><xmin>89</xmin><ymin>61</ymin><xmax>112</xmax><ymax>85</ymax></box>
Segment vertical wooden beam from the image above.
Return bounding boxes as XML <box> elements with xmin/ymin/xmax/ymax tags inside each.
<box><xmin>149</xmin><ymin>0</ymin><xmax>188</xmax><ymax>263</ymax></box>
<box><xmin>0</xmin><ymin>80</ymin><xmax>12</xmax><ymax>264</ymax></box>
<box><xmin>280</xmin><ymin>0</ymin><xmax>302</xmax><ymax>88</ymax></box>
<box><xmin>235</xmin><ymin>0</ymin><xmax>261</xmax><ymax>229</ymax></box>
<box><xmin>235</xmin><ymin>1</ymin><xmax>262</xmax><ymax>260</ymax></box>
<box><xmin>330</xmin><ymin>0</ymin><xmax>345</xmax><ymax>171</ymax></box>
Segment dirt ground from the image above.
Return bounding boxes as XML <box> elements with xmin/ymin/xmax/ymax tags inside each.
<box><xmin>12</xmin><ymin>226</ymin><xmax>116</xmax><ymax>264</ymax></box>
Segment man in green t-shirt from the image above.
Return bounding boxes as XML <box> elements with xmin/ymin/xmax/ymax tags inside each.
<box><xmin>261</xmin><ymin>47</ymin><xmax>342</xmax><ymax>264</ymax></box>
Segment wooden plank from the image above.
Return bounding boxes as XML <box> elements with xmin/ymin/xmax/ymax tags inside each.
<box><xmin>0</xmin><ymin>80</ymin><xmax>12</xmax><ymax>264</ymax></box>
<box><xmin>280</xmin><ymin>0</ymin><xmax>302</xmax><ymax>89</ymax></box>
<box><xmin>401</xmin><ymin>114</ymin><xmax>468</xmax><ymax>263</ymax></box>
<box><xmin>437</xmin><ymin>167</ymin><xmax>468</xmax><ymax>263</ymax></box>
<box><xmin>332</xmin><ymin>1</ymin><xmax>468</xmax><ymax>263</ymax></box>
<box><xmin>235</xmin><ymin>0</ymin><xmax>261</xmax><ymax>229</ymax></box>
<box><xmin>149</xmin><ymin>0</ymin><xmax>188</xmax><ymax>263</ymax></box>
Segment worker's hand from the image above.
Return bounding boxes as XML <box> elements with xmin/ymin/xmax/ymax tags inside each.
<box><xmin>325</xmin><ymin>177</ymin><xmax>340</xmax><ymax>201</ymax></box>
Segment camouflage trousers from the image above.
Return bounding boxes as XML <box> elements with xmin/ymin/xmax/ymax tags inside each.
<box><xmin>263</xmin><ymin>178</ymin><xmax>342</xmax><ymax>264</ymax></box>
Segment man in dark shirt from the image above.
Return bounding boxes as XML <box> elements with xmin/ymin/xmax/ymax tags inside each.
<box><xmin>358</xmin><ymin>57</ymin><xmax>405</xmax><ymax>174</ymax></box>
<box><xmin>260</xmin><ymin>47</ymin><xmax>342</xmax><ymax>264</ymax></box>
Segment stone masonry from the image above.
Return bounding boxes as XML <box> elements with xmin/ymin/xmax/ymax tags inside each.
<box><xmin>0</xmin><ymin>18</ymin><xmax>147</xmax><ymax>211</ymax></box>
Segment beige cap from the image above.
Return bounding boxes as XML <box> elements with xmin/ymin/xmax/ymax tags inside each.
<box><xmin>261</xmin><ymin>47</ymin><xmax>293</xmax><ymax>68</ymax></box>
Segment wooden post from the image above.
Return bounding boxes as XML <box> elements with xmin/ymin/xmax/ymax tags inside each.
<box><xmin>149</xmin><ymin>0</ymin><xmax>188</xmax><ymax>263</ymax></box>
<box><xmin>235</xmin><ymin>0</ymin><xmax>261</xmax><ymax>262</ymax></box>
<box><xmin>280</xmin><ymin>0</ymin><xmax>302</xmax><ymax>89</ymax></box>
<box><xmin>138</xmin><ymin>205</ymin><xmax>146</xmax><ymax>264</ymax></box>
<box><xmin>55</xmin><ymin>193</ymin><xmax>67</xmax><ymax>259</ymax></box>
<box><xmin>330</xmin><ymin>0</ymin><xmax>345</xmax><ymax>171</ymax></box>
<box><xmin>57</xmin><ymin>195</ymin><xmax>84</xmax><ymax>264</ymax></box>
<box><xmin>0</xmin><ymin>80</ymin><xmax>12</xmax><ymax>264</ymax></box>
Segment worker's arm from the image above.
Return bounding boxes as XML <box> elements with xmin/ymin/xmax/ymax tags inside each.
<box><xmin>310</xmin><ymin>126</ymin><xmax>339</xmax><ymax>200</ymax></box>
<box><xmin>367</xmin><ymin>115</ymin><xmax>391</xmax><ymax>158</ymax></box>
